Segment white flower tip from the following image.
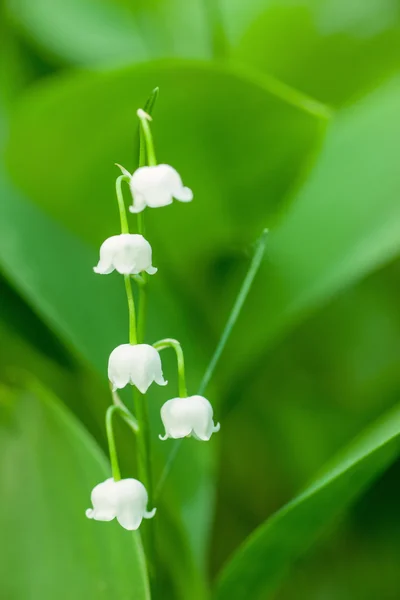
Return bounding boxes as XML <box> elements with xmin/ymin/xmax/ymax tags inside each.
<box><xmin>129</xmin><ymin>204</ymin><xmax>144</xmax><ymax>214</ymax></box>
<box><xmin>86</xmin><ymin>508</ymin><xmax>94</xmax><ymax>519</ymax></box>
<box><xmin>137</xmin><ymin>108</ymin><xmax>152</xmax><ymax>121</ymax></box>
<box><xmin>179</xmin><ymin>186</ymin><xmax>193</xmax><ymax>203</ymax></box>
<box><xmin>145</xmin><ymin>507</ymin><xmax>157</xmax><ymax>519</ymax></box>
<box><xmin>115</xmin><ymin>163</ymin><xmax>131</xmax><ymax>177</ymax></box>
<box><xmin>214</xmin><ymin>422</ymin><xmax>221</xmax><ymax>433</ymax></box>
<box><xmin>159</xmin><ymin>433</ymin><xmax>168</xmax><ymax>441</ymax></box>
<box><xmin>146</xmin><ymin>266</ymin><xmax>158</xmax><ymax>275</ymax></box>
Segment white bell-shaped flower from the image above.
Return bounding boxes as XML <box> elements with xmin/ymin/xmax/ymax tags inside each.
<box><xmin>94</xmin><ymin>233</ymin><xmax>157</xmax><ymax>276</ymax></box>
<box><xmin>108</xmin><ymin>343</ymin><xmax>167</xmax><ymax>393</ymax></box>
<box><xmin>159</xmin><ymin>395</ymin><xmax>220</xmax><ymax>441</ymax></box>
<box><xmin>86</xmin><ymin>478</ymin><xmax>156</xmax><ymax>530</ymax></box>
<box><xmin>129</xmin><ymin>164</ymin><xmax>193</xmax><ymax>213</ymax></box>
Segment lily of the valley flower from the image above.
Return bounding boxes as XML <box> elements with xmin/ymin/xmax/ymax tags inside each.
<box><xmin>159</xmin><ymin>395</ymin><xmax>220</xmax><ymax>441</ymax></box>
<box><xmin>129</xmin><ymin>164</ymin><xmax>193</xmax><ymax>213</ymax></box>
<box><xmin>94</xmin><ymin>233</ymin><xmax>157</xmax><ymax>276</ymax></box>
<box><xmin>86</xmin><ymin>478</ymin><xmax>156</xmax><ymax>530</ymax></box>
<box><xmin>108</xmin><ymin>343</ymin><xmax>167</xmax><ymax>393</ymax></box>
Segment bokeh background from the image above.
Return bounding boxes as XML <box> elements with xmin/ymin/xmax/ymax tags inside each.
<box><xmin>1</xmin><ymin>1</ymin><xmax>400</xmax><ymax>598</ymax></box>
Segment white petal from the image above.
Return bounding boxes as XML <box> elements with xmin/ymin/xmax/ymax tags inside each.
<box><xmin>128</xmin><ymin>190</ymin><xmax>147</xmax><ymax>214</ymax></box>
<box><xmin>174</xmin><ymin>185</ymin><xmax>193</xmax><ymax>202</ymax></box>
<box><xmin>160</xmin><ymin>396</ymin><xmax>219</xmax><ymax>441</ymax></box>
<box><xmin>114</xmin><ymin>479</ymin><xmax>153</xmax><ymax>531</ymax></box>
<box><xmin>108</xmin><ymin>344</ymin><xmax>136</xmax><ymax>391</ymax></box>
<box><xmin>190</xmin><ymin>395</ymin><xmax>218</xmax><ymax>441</ymax></box>
<box><xmin>95</xmin><ymin>234</ymin><xmax>156</xmax><ymax>276</ymax></box>
<box><xmin>108</xmin><ymin>344</ymin><xmax>167</xmax><ymax>392</ymax></box>
<box><xmin>129</xmin><ymin>344</ymin><xmax>167</xmax><ymax>393</ymax></box>
<box><xmin>86</xmin><ymin>478</ymin><xmax>119</xmax><ymax>522</ymax></box>
<box><xmin>160</xmin><ymin>398</ymin><xmax>193</xmax><ymax>439</ymax></box>
<box><xmin>113</xmin><ymin>234</ymin><xmax>155</xmax><ymax>275</ymax></box>
<box><xmin>129</xmin><ymin>164</ymin><xmax>192</xmax><ymax>211</ymax></box>
<box><xmin>146</xmin><ymin>265</ymin><xmax>158</xmax><ymax>275</ymax></box>
<box><xmin>94</xmin><ymin>235</ymin><xmax>121</xmax><ymax>274</ymax></box>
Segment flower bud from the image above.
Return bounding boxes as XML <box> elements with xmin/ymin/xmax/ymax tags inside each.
<box><xmin>159</xmin><ymin>395</ymin><xmax>220</xmax><ymax>441</ymax></box>
<box><xmin>108</xmin><ymin>343</ymin><xmax>167</xmax><ymax>393</ymax></box>
<box><xmin>94</xmin><ymin>233</ymin><xmax>157</xmax><ymax>276</ymax></box>
<box><xmin>129</xmin><ymin>164</ymin><xmax>193</xmax><ymax>213</ymax></box>
<box><xmin>86</xmin><ymin>478</ymin><xmax>156</xmax><ymax>530</ymax></box>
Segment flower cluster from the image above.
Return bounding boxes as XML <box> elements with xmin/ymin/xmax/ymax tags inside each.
<box><xmin>86</xmin><ymin>105</ymin><xmax>220</xmax><ymax>532</ymax></box>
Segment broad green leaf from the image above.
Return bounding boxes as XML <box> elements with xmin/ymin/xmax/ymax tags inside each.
<box><xmin>222</xmin><ymin>0</ymin><xmax>400</xmax><ymax>106</ymax></box>
<box><xmin>5</xmin><ymin>60</ymin><xmax>327</xmax><ymax>338</ymax></box>
<box><xmin>0</xmin><ymin>379</ymin><xmax>150</xmax><ymax>599</ymax></box>
<box><xmin>214</xmin><ymin>400</ymin><xmax>400</xmax><ymax>600</ymax></box>
<box><xmin>5</xmin><ymin>0</ymin><xmax>209</xmax><ymax>66</ymax></box>
<box><xmin>224</xmin><ymin>74</ymin><xmax>400</xmax><ymax>386</ymax></box>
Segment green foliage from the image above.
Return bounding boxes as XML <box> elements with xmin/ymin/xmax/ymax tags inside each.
<box><xmin>215</xmin><ymin>401</ymin><xmax>400</xmax><ymax>599</ymax></box>
<box><xmin>5</xmin><ymin>0</ymin><xmax>209</xmax><ymax>66</ymax></box>
<box><xmin>1</xmin><ymin>1</ymin><xmax>400</xmax><ymax>598</ymax></box>
<box><xmin>0</xmin><ymin>380</ymin><xmax>150</xmax><ymax>599</ymax></box>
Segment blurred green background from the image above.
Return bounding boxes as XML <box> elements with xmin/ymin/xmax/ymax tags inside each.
<box><xmin>1</xmin><ymin>0</ymin><xmax>400</xmax><ymax>598</ymax></box>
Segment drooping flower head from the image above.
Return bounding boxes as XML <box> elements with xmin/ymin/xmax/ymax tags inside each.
<box><xmin>86</xmin><ymin>478</ymin><xmax>156</xmax><ymax>530</ymax></box>
<box><xmin>160</xmin><ymin>395</ymin><xmax>220</xmax><ymax>441</ymax></box>
<box><xmin>94</xmin><ymin>233</ymin><xmax>157</xmax><ymax>276</ymax></box>
<box><xmin>108</xmin><ymin>343</ymin><xmax>167</xmax><ymax>393</ymax></box>
<box><xmin>129</xmin><ymin>164</ymin><xmax>193</xmax><ymax>213</ymax></box>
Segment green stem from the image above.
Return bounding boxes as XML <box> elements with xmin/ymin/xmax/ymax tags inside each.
<box><xmin>134</xmin><ymin>388</ymin><xmax>155</xmax><ymax>570</ymax></box>
<box><xmin>135</xmin><ymin>88</ymin><xmax>159</xmax><ymax>342</ymax></box>
<box><xmin>137</xmin><ymin>110</ymin><xmax>157</xmax><ymax>166</ymax></box>
<box><xmin>124</xmin><ymin>275</ymin><xmax>137</xmax><ymax>345</ymax></box>
<box><xmin>153</xmin><ymin>339</ymin><xmax>187</xmax><ymax>397</ymax></box>
<box><xmin>136</xmin><ymin>109</ymin><xmax>147</xmax><ymax>339</ymax></box>
<box><xmin>131</xmin><ymin>90</ymin><xmax>160</xmax><ymax>578</ymax></box>
<box><xmin>154</xmin><ymin>229</ymin><xmax>269</xmax><ymax>500</ymax></box>
<box><xmin>115</xmin><ymin>174</ymin><xmax>138</xmax><ymax>344</ymax></box>
<box><xmin>198</xmin><ymin>229</ymin><xmax>269</xmax><ymax>395</ymax></box>
<box><xmin>115</xmin><ymin>175</ymin><xmax>130</xmax><ymax>234</ymax></box>
<box><xmin>111</xmin><ymin>387</ymin><xmax>139</xmax><ymax>434</ymax></box>
<box><xmin>106</xmin><ymin>405</ymin><xmax>122</xmax><ymax>481</ymax></box>
<box><xmin>138</xmin><ymin>87</ymin><xmax>159</xmax><ymax>171</ymax></box>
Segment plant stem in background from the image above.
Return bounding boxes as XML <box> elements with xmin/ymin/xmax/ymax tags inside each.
<box><xmin>198</xmin><ymin>228</ymin><xmax>269</xmax><ymax>395</ymax></box>
<box><xmin>155</xmin><ymin>228</ymin><xmax>269</xmax><ymax>499</ymax></box>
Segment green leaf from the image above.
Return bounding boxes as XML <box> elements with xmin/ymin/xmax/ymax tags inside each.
<box><xmin>5</xmin><ymin>0</ymin><xmax>210</xmax><ymax>66</ymax></box>
<box><xmin>224</xmin><ymin>74</ymin><xmax>400</xmax><ymax>386</ymax></box>
<box><xmin>214</xmin><ymin>400</ymin><xmax>400</xmax><ymax>600</ymax></box>
<box><xmin>0</xmin><ymin>379</ymin><xmax>150</xmax><ymax>599</ymax></box>
<box><xmin>223</xmin><ymin>0</ymin><xmax>400</xmax><ymax>106</ymax></box>
<box><xmin>5</xmin><ymin>60</ymin><xmax>327</xmax><ymax>339</ymax></box>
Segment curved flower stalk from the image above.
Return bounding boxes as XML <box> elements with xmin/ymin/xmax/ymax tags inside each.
<box><xmin>94</xmin><ymin>233</ymin><xmax>157</xmax><ymax>276</ymax></box>
<box><xmin>117</xmin><ymin>109</ymin><xmax>193</xmax><ymax>214</ymax></box>
<box><xmin>160</xmin><ymin>395</ymin><xmax>220</xmax><ymax>441</ymax></box>
<box><xmin>153</xmin><ymin>338</ymin><xmax>220</xmax><ymax>442</ymax></box>
<box><xmin>108</xmin><ymin>343</ymin><xmax>167</xmax><ymax>393</ymax></box>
